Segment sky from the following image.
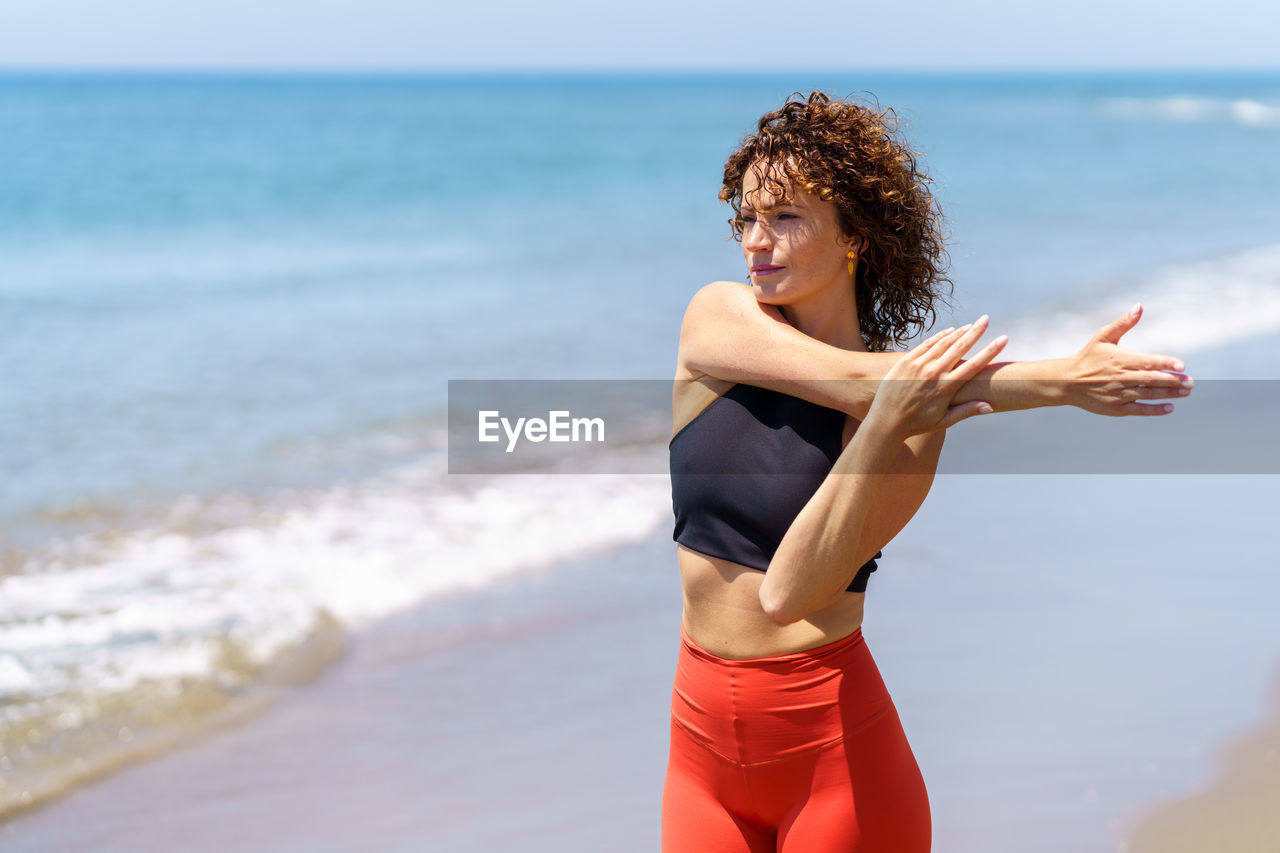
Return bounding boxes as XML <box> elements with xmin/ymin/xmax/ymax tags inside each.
<box><xmin>2</xmin><ymin>0</ymin><xmax>1278</xmax><ymax>71</ymax></box>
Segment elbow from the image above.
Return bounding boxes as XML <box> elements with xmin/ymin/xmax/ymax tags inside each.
<box><xmin>759</xmin><ymin>552</ymin><xmax>845</xmax><ymax>625</ymax></box>
<box><xmin>758</xmin><ymin>583</ymin><xmax>808</xmax><ymax>626</ymax></box>
<box><xmin>760</xmin><ymin>565</ymin><xmax>850</xmax><ymax>626</ymax></box>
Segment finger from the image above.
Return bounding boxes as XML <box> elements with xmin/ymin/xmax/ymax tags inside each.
<box><xmin>1126</xmin><ymin>371</ymin><xmax>1193</xmax><ymax>390</ymax></box>
<box><xmin>1119</xmin><ymin>382</ymin><xmax>1193</xmax><ymax>401</ymax></box>
<box><xmin>936</xmin><ymin>400</ymin><xmax>994</xmax><ymax>430</ymax></box>
<box><xmin>1112</xmin><ymin>348</ymin><xmax>1188</xmax><ymax>373</ymax></box>
<box><xmin>1120</xmin><ymin>386</ymin><xmax>1190</xmax><ymax>402</ymax></box>
<box><xmin>1092</xmin><ymin>303</ymin><xmax>1142</xmax><ymax>345</ymax></box>
<box><xmin>947</xmin><ymin>335</ymin><xmax>1009</xmax><ymax>384</ymax></box>
<box><xmin>927</xmin><ymin>316</ymin><xmax>990</xmax><ymax>372</ymax></box>
<box><xmin>909</xmin><ymin>325</ymin><xmax>959</xmax><ymax>360</ymax></box>
<box><xmin>935</xmin><ymin>315</ymin><xmax>990</xmax><ymax>367</ymax></box>
<box><xmin>1130</xmin><ymin>354</ymin><xmax>1188</xmax><ymax>372</ymax></box>
<box><xmin>1111</xmin><ymin>401</ymin><xmax>1175</xmax><ymax>417</ymax></box>
<box><xmin>904</xmin><ymin>325</ymin><xmax>968</xmax><ymax>368</ymax></box>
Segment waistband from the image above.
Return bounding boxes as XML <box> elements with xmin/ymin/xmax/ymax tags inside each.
<box><xmin>678</xmin><ymin>622</ymin><xmax>865</xmax><ymax>669</ymax></box>
<box><xmin>671</xmin><ymin>622</ymin><xmax>887</xmax><ymax>765</ymax></box>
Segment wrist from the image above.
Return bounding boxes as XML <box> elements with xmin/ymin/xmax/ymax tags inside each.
<box><xmin>856</xmin><ymin>407</ymin><xmax>911</xmax><ymax>451</ymax></box>
<box><xmin>1000</xmin><ymin>357</ymin><xmax>1075</xmax><ymax>409</ymax></box>
<box><xmin>1044</xmin><ymin>356</ymin><xmax>1080</xmax><ymax>408</ymax></box>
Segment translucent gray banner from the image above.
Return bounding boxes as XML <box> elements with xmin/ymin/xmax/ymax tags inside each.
<box><xmin>447</xmin><ymin>379</ymin><xmax>1280</xmax><ymax>474</ymax></box>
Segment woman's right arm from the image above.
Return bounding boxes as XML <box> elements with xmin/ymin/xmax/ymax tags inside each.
<box><xmin>678</xmin><ymin>281</ymin><xmax>1191</xmax><ymax>419</ymax></box>
<box><xmin>676</xmin><ymin>281</ymin><xmax>890</xmax><ymax>417</ymax></box>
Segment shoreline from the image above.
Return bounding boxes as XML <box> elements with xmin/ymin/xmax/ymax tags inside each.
<box><xmin>0</xmin><ymin>531</ymin><xmax>684</xmax><ymax>852</ymax></box>
<box><xmin>1125</xmin><ymin>660</ymin><xmax>1280</xmax><ymax>853</ymax></box>
<box><xmin>4</xmin><ymin>474</ymin><xmax>1279</xmax><ymax>851</ymax></box>
<box><xmin>0</xmin><ymin>614</ymin><xmax>346</xmax><ymax>825</ymax></box>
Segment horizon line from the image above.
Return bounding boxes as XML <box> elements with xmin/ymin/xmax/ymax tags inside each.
<box><xmin>2</xmin><ymin>64</ymin><xmax>1279</xmax><ymax>77</ymax></box>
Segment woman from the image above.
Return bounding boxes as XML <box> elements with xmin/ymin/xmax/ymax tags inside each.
<box><xmin>663</xmin><ymin>92</ymin><xmax>1192</xmax><ymax>852</ymax></box>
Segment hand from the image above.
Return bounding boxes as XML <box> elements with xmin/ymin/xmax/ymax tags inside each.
<box><xmin>1067</xmin><ymin>303</ymin><xmax>1194</xmax><ymax>416</ymax></box>
<box><xmin>866</xmin><ymin>317</ymin><xmax>1008</xmax><ymax>441</ymax></box>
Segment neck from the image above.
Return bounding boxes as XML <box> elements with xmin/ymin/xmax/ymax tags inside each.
<box><xmin>778</xmin><ymin>270</ymin><xmax>868</xmax><ymax>352</ymax></box>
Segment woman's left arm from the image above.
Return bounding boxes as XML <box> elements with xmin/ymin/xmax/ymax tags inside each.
<box><xmin>676</xmin><ymin>284</ymin><xmax>1193</xmax><ymax>566</ymax></box>
<box><xmin>852</xmin><ymin>429</ymin><xmax>945</xmax><ymax>571</ymax></box>
<box><xmin>679</xmin><ymin>282</ymin><xmax>1192</xmax><ymax>419</ymax></box>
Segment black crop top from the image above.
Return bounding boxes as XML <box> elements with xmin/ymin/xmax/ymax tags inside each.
<box><xmin>669</xmin><ymin>383</ymin><xmax>881</xmax><ymax>593</ymax></box>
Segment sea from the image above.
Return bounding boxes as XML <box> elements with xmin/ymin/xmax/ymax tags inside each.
<box><xmin>1</xmin><ymin>70</ymin><xmax>1278</xmax><ymax>851</ymax></box>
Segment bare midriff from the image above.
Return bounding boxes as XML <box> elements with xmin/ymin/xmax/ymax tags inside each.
<box><xmin>677</xmin><ymin>544</ymin><xmax>867</xmax><ymax>659</ymax></box>
<box><xmin>671</xmin><ymin>373</ymin><xmax>867</xmax><ymax>661</ymax></box>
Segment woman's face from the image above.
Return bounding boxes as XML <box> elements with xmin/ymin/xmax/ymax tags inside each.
<box><xmin>739</xmin><ymin>163</ymin><xmax>855</xmax><ymax>305</ymax></box>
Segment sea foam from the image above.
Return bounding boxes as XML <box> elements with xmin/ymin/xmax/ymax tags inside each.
<box><xmin>994</xmin><ymin>243</ymin><xmax>1280</xmax><ymax>368</ymax></box>
<box><xmin>1104</xmin><ymin>96</ymin><xmax>1280</xmax><ymax>128</ymax></box>
<box><xmin>0</xmin><ymin>444</ymin><xmax>671</xmax><ymax>817</ymax></box>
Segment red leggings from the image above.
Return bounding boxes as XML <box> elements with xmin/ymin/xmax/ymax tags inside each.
<box><xmin>662</xmin><ymin>625</ymin><xmax>931</xmax><ymax>852</ymax></box>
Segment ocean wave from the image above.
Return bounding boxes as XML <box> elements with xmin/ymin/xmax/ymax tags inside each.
<box><xmin>0</xmin><ymin>610</ymin><xmax>343</xmax><ymax>820</ymax></box>
<box><xmin>992</xmin><ymin>243</ymin><xmax>1280</xmax><ymax>370</ymax></box>
<box><xmin>0</xmin><ymin>447</ymin><xmax>671</xmax><ymax>818</ymax></box>
<box><xmin>1103</xmin><ymin>96</ymin><xmax>1280</xmax><ymax>128</ymax></box>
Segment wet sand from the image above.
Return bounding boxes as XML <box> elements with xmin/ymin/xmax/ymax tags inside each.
<box><xmin>4</xmin><ymin>474</ymin><xmax>1278</xmax><ymax>852</ymax></box>
<box><xmin>1126</xmin><ymin>663</ymin><xmax>1280</xmax><ymax>853</ymax></box>
<box><xmin>0</xmin><ymin>533</ymin><xmax>683</xmax><ymax>853</ymax></box>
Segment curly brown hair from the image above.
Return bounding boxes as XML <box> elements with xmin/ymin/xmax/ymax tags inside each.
<box><xmin>720</xmin><ymin>91</ymin><xmax>952</xmax><ymax>352</ymax></box>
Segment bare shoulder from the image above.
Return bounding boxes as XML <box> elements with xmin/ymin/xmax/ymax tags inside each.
<box><xmin>671</xmin><ymin>283</ymin><xmax>745</xmax><ymax>424</ymax></box>
<box><xmin>676</xmin><ymin>281</ymin><xmax>788</xmax><ymax>380</ymax></box>
<box><xmin>684</xmin><ymin>280</ymin><xmax>776</xmax><ymax>321</ymax></box>
<box><xmin>675</xmin><ymin>282</ymin><xmax>744</xmax><ymax>380</ymax></box>
<box><xmin>693</xmin><ymin>279</ymin><xmax>752</xmax><ymax>301</ymax></box>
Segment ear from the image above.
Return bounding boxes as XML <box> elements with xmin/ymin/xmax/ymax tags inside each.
<box><xmin>841</xmin><ymin>233</ymin><xmax>866</xmax><ymax>256</ymax></box>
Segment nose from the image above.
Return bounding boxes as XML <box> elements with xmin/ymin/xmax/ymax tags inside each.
<box><xmin>742</xmin><ymin>218</ymin><xmax>772</xmax><ymax>253</ymax></box>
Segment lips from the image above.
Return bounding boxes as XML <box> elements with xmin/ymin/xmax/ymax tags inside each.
<box><xmin>750</xmin><ymin>264</ymin><xmax>784</xmax><ymax>274</ymax></box>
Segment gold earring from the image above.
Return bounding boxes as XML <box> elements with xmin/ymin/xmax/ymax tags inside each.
<box><xmin>846</xmin><ymin>251</ymin><xmax>857</xmax><ymax>276</ymax></box>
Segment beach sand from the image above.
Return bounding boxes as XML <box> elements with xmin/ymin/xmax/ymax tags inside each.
<box><xmin>1</xmin><ymin>531</ymin><xmax>683</xmax><ymax>853</ymax></box>
<box><xmin>3</xmin><ymin>474</ymin><xmax>1278</xmax><ymax>852</ymax></box>
<box><xmin>1126</xmin><ymin>664</ymin><xmax>1280</xmax><ymax>853</ymax></box>
<box><xmin>1117</xmin><ymin>334</ymin><xmax>1280</xmax><ymax>851</ymax></box>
